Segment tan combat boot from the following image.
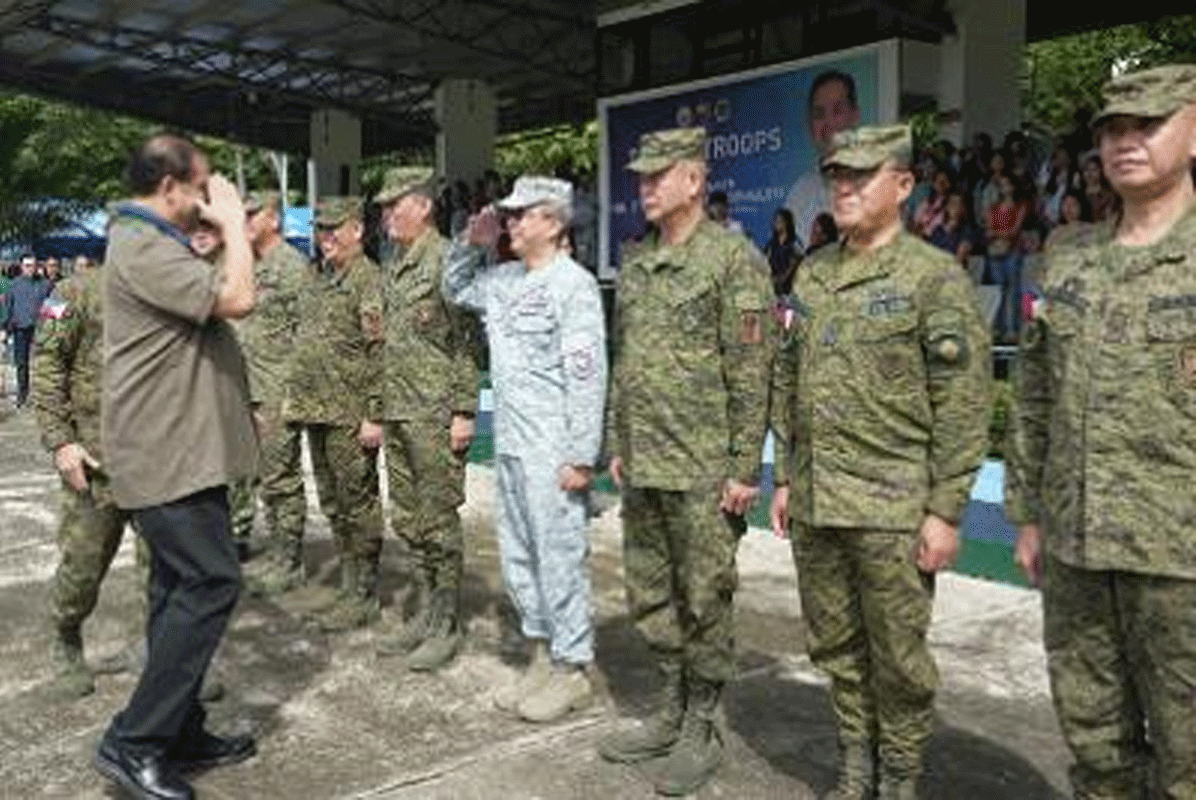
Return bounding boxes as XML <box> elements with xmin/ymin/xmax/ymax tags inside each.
<box><xmin>494</xmin><ymin>639</ymin><xmax>551</xmax><ymax>713</ymax></box>
<box><xmin>405</xmin><ymin>588</ymin><xmax>462</xmax><ymax>671</ymax></box>
<box><xmin>597</xmin><ymin>661</ymin><xmax>685</xmax><ymax>763</ymax></box>
<box><xmin>653</xmin><ymin>677</ymin><xmax>724</xmax><ymax>796</ymax></box>
<box><xmin>517</xmin><ymin>661</ymin><xmax>593</xmax><ymax>723</ymax></box>
<box><xmin>49</xmin><ymin>623</ymin><xmax>94</xmax><ymax>698</ymax></box>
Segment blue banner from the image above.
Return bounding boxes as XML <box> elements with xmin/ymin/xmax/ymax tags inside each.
<box><xmin>599</xmin><ymin>44</ymin><xmax>896</xmax><ymax>272</ymax></box>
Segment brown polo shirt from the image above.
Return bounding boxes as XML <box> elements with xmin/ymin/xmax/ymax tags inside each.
<box><xmin>101</xmin><ymin>203</ymin><xmax>258</xmax><ymax>509</ymax></box>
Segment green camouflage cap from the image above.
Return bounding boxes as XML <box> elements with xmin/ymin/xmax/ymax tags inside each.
<box><xmin>375</xmin><ymin>166</ymin><xmax>434</xmax><ymax>204</ymax></box>
<box><xmin>314</xmin><ymin>196</ymin><xmax>363</xmax><ymax>227</ymax></box>
<box><xmin>821</xmin><ymin>124</ymin><xmax>912</xmax><ymax>171</ymax></box>
<box><xmin>495</xmin><ymin>175</ymin><xmax>573</xmax><ymax>210</ymax></box>
<box><xmin>243</xmin><ymin>190</ymin><xmax>280</xmax><ymax>213</ymax></box>
<box><xmin>626</xmin><ymin>127</ymin><xmax>707</xmax><ymax>173</ymax></box>
<box><xmin>1093</xmin><ymin>64</ymin><xmax>1196</xmax><ymax>125</ymax></box>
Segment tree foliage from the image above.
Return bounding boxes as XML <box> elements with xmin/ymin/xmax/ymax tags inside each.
<box><xmin>1024</xmin><ymin>15</ymin><xmax>1195</xmax><ymax>134</ymax></box>
<box><xmin>495</xmin><ymin>121</ymin><xmax>598</xmax><ymax>177</ymax></box>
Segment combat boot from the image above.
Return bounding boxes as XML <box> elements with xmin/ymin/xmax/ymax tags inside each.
<box><xmin>316</xmin><ymin>555</ymin><xmax>381</xmax><ymax>633</ymax></box>
<box><xmin>653</xmin><ymin>677</ymin><xmax>724</xmax><ymax>797</ymax></box>
<box><xmin>246</xmin><ymin>540</ymin><xmax>306</xmax><ymax>598</ymax></box>
<box><xmin>375</xmin><ymin>578</ymin><xmax>431</xmax><ymax>658</ymax></box>
<box><xmin>405</xmin><ymin>588</ymin><xmax>462</xmax><ymax>672</ymax></box>
<box><xmin>823</xmin><ymin>740</ymin><xmax>876</xmax><ymax>800</ymax></box>
<box><xmin>294</xmin><ymin>557</ymin><xmax>355</xmax><ymax>617</ymax></box>
<box><xmin>597</xmin><ymin>661</ymin><xmax>685</xmax><ymax>764</ymax></box>
<box><xmin>50</xmin><ymin>623</ymin><xmax>94</xmax><ymax>698</ymax></box>
<box><xmin>494</xmin><ymin>639</ymin><xmax>551</xmax><ymax>713</ymax></box>
<box><xmin>518</xmin><ymin>660</ymin><xmax>593</xmax><ymax>723</ymax></box>
<box><xmin>877</xmin><ymin>774</ymin><xmax>918</xmax><ymax>800</ymax></box>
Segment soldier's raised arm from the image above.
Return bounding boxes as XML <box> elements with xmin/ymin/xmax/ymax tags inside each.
<box><xmin>442</xmin><ymin>207</ymin><xmax>502</xmax><ymax>313</ymax></box>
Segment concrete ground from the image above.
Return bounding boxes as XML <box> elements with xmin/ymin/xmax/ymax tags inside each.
<box><xmin>0</xmin><ymin>406</ymin><xmax>1071</xmax><ymax>799</ymax></box>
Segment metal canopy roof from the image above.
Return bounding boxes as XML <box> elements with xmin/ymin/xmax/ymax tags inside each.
<box><xmin>0</xmin><ymin>0</ymin><xmax>596</xmax><ymax>155</ymax></box>
<box><xmin>0</xmin><ymin>1</ymin><xmax>1190</xmax><ymax>157</ymax></box>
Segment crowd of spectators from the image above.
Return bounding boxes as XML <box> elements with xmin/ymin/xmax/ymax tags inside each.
<box><xmin>756</xmin><ymin>118</ymin><xmax>1125</xmax><ymax>344</ymax></box>
<box><xmin>430</xmin><ymin>166</ymin><xmax>600</xmax><ymax>271</ymax></box>
<box><xmin>902</xmin><ymin>125</ymin><xmax>1122</xmax><ymax>342</ymax></box>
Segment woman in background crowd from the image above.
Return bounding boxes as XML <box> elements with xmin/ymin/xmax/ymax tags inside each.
<box><xmin>763</xmin><ymin>207</ymin><xmax>802</xmax><ymax>296</ymax></box>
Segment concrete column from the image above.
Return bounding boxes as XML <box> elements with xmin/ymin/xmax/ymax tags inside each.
<box><xmin>310</xmin><ymin>108</ymin><xmax>362</xmax><ymax>197</ymax></box>
<box><xmin>938</xmin><ymin>0</ymin><xmax>1025</xmax><ymax>145</ymax></box>
<box><xmin>435</xmin><ymin>79</ymin><xmax>496</xmax><ymax>183</ymax></box>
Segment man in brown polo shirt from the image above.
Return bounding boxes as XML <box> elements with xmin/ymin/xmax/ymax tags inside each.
<box><xmin>93</xmin><ymin>134</ymin><xmax>259</xmax><ymax>800</ymax></box>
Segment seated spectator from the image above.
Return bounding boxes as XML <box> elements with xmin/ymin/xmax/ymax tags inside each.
<box><xmin>706</xmin><ymin>191</ymin><xmax>745</xmax><ymax>235</ymax></box>
<box><xmin>985</xmin><ymin>173</ymin><xmax>1028</xmax><ymax>342</ymax></box>
<box><xmin>910</xmin><ymin>168</ymin><xmax>953</xmax><ymax>239</ymax></box>
<box><xmin>975</xmin><ymin>151</ymin><xmax>1008</xmax><ymax>229</ymax></box>
<box><xmin>804</xmin><ymin>212</ymin><xmax>838</xmax><ymax>258</ymax></box>
<box><xmin>1081</xmin><ymin>154</ymin><xmax>1118</xmax><ymax>222</ymax></box>
<box><xmin>1044</xmin><ymin>190</ymin><xmax>1093</xmax><ymax>250</ymax></box>
<box><xmin>928</xmin><ymin>193</ymin><xmax>977</xmax><ymax>268</ymax></box>
<box><xmin>763</xmin><ymin>207</ymin><xmax>802</xmax><ymax>296</ymax></box>
<box><xmin>1038</xmin><ymin>144</ymin><xmax>1077</xmax><ymax>228</ymax></box>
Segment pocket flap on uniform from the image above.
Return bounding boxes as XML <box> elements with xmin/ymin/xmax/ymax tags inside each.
<box><xmin>1146</xmin><ymin>297</ymin><xmax>1194</xmax><ymax>342</ymax></box>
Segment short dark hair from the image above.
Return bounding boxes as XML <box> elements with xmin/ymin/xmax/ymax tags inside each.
<box><xmin>808</xmin><ymin>71</ymin><xmax>858</xmax><ymax>113</ymax></box>
<box><xmin>125</xmin><ymin>133</ymin><xmax>201</xmax><ymax>196</ymax></box>
<box><xmin>708</xmin><ymin>190</ymin><xmax>728</xmax><ymax>205</ymax></box>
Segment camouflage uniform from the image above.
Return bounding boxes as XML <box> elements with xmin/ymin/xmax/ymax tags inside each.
<box><xmin>283</xmin><ymin>196</ymin><xmax>385</xmax><ymax>630</ymax></box>
<box><xmin>235</xmin><ymin>191</ymin><xmax>310</xmax><ymax>589</ymax></box>
<box><xmin>774</xmin><ymin>126</ymin><xmax>991</xmax><ymax>791</ymax></box>
<box><xmin>374</xmin><ymin>166</ymin><xmax>479</xmax><ymax>668</ymax></box>
<box><xmin>1006</xmin><ymin>66</ymin><xmax>1196</xmax><ymax>800</ymax></box>
<box><xmin>598</xmin><ymin>128</ymin><xmax>774</xmax><ymax>793</ymax></box>
<box><xmin>31</xmin><ymin>268</ymin><xmax>136</xmax><ymax>695</ymax></box>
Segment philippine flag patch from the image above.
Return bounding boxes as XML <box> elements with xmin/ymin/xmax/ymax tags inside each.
<box><xmin>38</xmin><ymin>295</ymin><xmax>68</xmax><ymax>321</ymax></box>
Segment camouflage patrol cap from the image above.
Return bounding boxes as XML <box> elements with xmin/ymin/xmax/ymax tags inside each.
<box><xmin>626</xmin><ymin>127</ymin><xmax>707</xmax><ymax>173</ymax></box>
<box><xmin>375</xmin><ymin>166</ymin><xmax>434</xmax><ymax>204</ymax></box>
<box><xmin>495</xmin><ymin>175</ymin><xmax>573</xmax><ymax>210</ymax></box>
<box><xmin>314</xmin><ymin>196</ymin><xmax>363</xmax><ymax>228</ymax></box>
<box><xmin>821</xmin><ymin>124</ymin><xmax>913</xmax><ymax>171</ymax></box>
<box><xmin>1093</xmin><ymin>64</ymin><xmax>1196</xmax><ymax>125</ymax></box>
<box><xmin>243</xmin><ymin>190</ymin><xmax>280</xmax><ymax>214</ymax></box>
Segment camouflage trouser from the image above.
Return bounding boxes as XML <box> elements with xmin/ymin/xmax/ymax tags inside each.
<box><xmin>621</xmin><ymin>483</ymin><xmax>744</xmax><ymax>684</ymax></box>
<box><xmin>384</xmin><ymin>417</ymin><xmax>465</xmax><ymax>592</ymax></box>
<box><xmin>51</xmin><ymin>475</ymin><xmax>140</xmax><ymax>630</ymax></box>
<box><xmin>1043</xmin><ymin>556</ymin><xmax>1195</xmax><ymax>800</ymax></box>
<box><xmin>790</xmin><ymin>527</ymin><xmax>937</xmax><ymax>776</ymax></box>
<box><xmin>306</xmin><ymin>423</ymin><xmax>383</xmax><ymax>566</ymax></box>
<box><xmin>230</xmin><ymin>410</ymin><xmax>306</xmax><ymax>548</ymax></box>
<box><xmin>229</xmin><ymin>478</ymin><xmax>255</xmax><ymax>545</ymax></box>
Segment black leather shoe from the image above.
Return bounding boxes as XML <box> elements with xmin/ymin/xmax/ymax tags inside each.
<box><xmin>94</xmin><ymin>739</ymin><xmax>194</xmax><ymax>800</ymax></box>
<box><xmin>169</xmin><ymin>730</ymin><xmax>257</xmax><ymax>772</ymax></box>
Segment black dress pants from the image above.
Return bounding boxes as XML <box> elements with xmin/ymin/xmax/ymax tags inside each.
<box><xmin>12</xmin><ymin>326</ymin><xmax>34</xmax><ymax>405</ymax></box>
<box><xmin>107</xmin><ymin>486</ymin><xmax>241</xmax><ymax>755</ymax></box>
